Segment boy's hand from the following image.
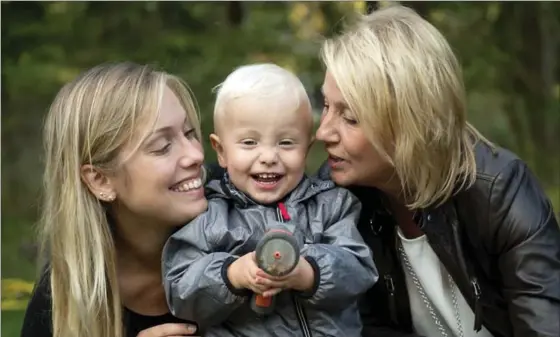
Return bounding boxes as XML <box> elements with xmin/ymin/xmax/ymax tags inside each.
<box><xmin>255</xmin><ymin>256</ymin><xmax>315</xmax><ymax>297</ymax></box>
<box><xmin>227</xmin><ymin>252</ymin><xmax>270</xmax><ymax>294</ymax></box>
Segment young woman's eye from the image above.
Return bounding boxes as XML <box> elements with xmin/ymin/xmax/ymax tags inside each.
<box><xmin>153</xmin><ymin>143</ymin><xmax>171</xmax><ymax>155</ymax></box>
<box><xmin>184</xmin><ymin>128</ymin><xmax>197</xmax><ymax>140</ymax></box>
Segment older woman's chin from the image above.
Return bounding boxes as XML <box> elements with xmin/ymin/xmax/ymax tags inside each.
<box><xmin>328</xmin><ymin>169</ymin><xmax>356</xmax><ymax>187</ymax></box>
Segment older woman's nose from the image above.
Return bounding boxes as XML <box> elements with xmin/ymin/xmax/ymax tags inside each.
<box><xmin>315</xmin><ymin>111</ymin><xmax>339</xmax><ymax>144</ymax></box>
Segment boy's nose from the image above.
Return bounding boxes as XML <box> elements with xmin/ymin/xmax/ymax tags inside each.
<box><xmin>259</xmin><ymin>148</ymin><xmax>279</xmax><ymax>165</ymax></box>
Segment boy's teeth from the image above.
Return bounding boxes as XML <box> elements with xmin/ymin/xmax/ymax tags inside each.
<box><xmin>258</xmin><ymin>173</ymin><xmax>278</xmax><ymax>179</ymax></box>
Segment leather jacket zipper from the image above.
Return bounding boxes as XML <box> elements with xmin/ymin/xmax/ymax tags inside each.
<box><xmin>471</xmin><ymin>277</ymin><xmax>482</xmax><ymax>332</ymax></box>
<box><xmin>276</xmin><ymin>204</ymin><xmax>312</xmax><ymax>337</ymax></box>
<box><xmin>384</xmin><ymin>274</ymin><xmax>398</xmax><ymax>325</ymax></box>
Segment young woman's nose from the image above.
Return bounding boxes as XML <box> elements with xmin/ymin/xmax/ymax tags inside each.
<box><xmin>178</xmin><ymin>138</ymin><xmax>204</xmax><ymax>168</ymax></box>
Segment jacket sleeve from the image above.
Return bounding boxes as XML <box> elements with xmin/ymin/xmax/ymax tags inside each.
<box><xmin>162</xmin><ymin>201</ymin><xmax>248</xmax><ymax>329</ymax></box>
<box><xmin>491</xmin><ymin>160</ymin><xmax>560</xmax><ymax>337</ymax></box>
<box><xmin>361</xmin><ymin>326</ymin><xmax>423</xmax><ymax>337</ymax></box>
<box><xmin>299</xmin><ymin>187</ymin><xmax>379</xmax><ymax>309</ymax></box>
<box><xmin>21</xmin><ymin>268</ymin><xmax>53</xmax><ymax>337</ymax></box>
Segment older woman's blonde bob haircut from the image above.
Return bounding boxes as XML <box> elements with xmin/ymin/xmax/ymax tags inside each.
<box><xmin>40</xmin><ymin>62</ymin><xmax>200</xmax><ymax>337</ymax></box>
<box><xmin>321</xmin><ymin>5</ymin><xmax>487</xmax><ymax>209</ymax></box>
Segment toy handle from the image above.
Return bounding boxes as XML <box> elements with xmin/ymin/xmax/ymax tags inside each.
<box><xmin>250</xmin><ymin>293</ymin><xmax>276</xmax><ymax>315</ymax></box>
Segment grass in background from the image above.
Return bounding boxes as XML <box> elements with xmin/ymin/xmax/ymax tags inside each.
<box><xmin>2</xmin><ymin>218</ymin><xmax>37</xmax><ymax>337</ymax></box>
<box><xmin>2</xmin><ymin>311</ymin><xmax>26</xmax><ymax>337</ymax></box>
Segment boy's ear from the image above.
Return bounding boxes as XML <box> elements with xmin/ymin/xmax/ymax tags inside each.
<box><xmin>209</xmin><ymin>133</ymin><xmax>227</xmax><ymax>168</ymax></box>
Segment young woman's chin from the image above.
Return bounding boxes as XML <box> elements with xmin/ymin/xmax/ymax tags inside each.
<box><xmin>170</xmin><ymin>197</ymin><xmax>208</xmax><ymax>225</ymax></box>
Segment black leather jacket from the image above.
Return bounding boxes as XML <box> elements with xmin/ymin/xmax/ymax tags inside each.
<box><xmin>317</xmin><ymin>142</ymin><xmax>560</xmax><ymax>337</ymax></box>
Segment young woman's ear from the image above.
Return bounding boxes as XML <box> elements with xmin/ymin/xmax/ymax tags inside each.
<box><xmin>80</xmin><ymin>164</ymin><xmax>116</xmax><ymax>202</ymax></box>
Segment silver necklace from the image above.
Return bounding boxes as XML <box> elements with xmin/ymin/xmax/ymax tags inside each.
<box><xmin>398</xmin><ymin>240</ymin><xmax>465</xmax><ymax>337</ymax></box>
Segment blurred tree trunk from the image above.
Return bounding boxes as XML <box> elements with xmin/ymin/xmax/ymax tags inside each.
<box><xmin>495</xmin><ymin>2</ymin><xmax>559</xmax><ymax>183</ymax></box>
<box><xmin>399</xmin><ymin>1</ymin><xmax>432</xmax><ymax>18</ymax></box>
<box><xmin>227</xmin><ymin>1</ymin><xmax>243</xmax><ymax>27</ymax></box>
<box><xmin>365</xmin><ymin>2</ymin><xmax>378</xmax><ymax>14</ymax></box>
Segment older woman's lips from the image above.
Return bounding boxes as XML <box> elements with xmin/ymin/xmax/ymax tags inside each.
<box><xmin>328</xmin><ymin>155</ymin><xmax>345</xmax><ymax>169</ymax></box>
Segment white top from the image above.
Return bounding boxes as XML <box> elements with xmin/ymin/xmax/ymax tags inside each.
<box><xmin>398</xmin><ymin>229</ymin><xmax>493</xmax><ymax>337</ymax></box>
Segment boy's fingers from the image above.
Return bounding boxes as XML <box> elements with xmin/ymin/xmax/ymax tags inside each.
<box><xmin>256</xmin><ymin>270</ymin><xmax>288</xmax><ymax>281</ymax></box>
<box><xmin>262</xmin><ymin>288</ymin><xmax>283</xmax><ymax>298</ymax></box>
<box><xmin>257</xmin><ymin>277</ymin><xmax>287</xmax><ymax>290</ymax></box>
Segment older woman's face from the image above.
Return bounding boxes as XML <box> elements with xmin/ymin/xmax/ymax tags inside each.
<box><xmin>110</xmin><ymin>87</ymin><xmax>208</xmax><ymax>227</ymax></box>
<box><xmin>315</xmin><ymin>71</ymin><xmax>392</xmax><ymax>188</ymax></box>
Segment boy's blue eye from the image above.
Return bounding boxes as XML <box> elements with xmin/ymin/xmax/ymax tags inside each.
<box><xmin>241</xmin><ymin>139</ymin><xmax>257</xmax><ymax>146</ymax></box>
<box><xmin>279</xmin><ymin>140</ymin><xmax>294</xmax><ymax>146</ymax></box>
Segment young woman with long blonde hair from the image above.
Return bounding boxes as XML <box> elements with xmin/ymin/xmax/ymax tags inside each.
<box><xmin>21</xmin><ymin>62</ymin><xmax>206</xmax><ymax>337</ymax></box>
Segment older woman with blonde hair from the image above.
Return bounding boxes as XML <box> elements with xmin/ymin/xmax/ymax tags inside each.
<box><xmin>316</xmin><ymin>5</ymin><xmax>560</xmax><ymax>337</ymax></box>
<box><xmin>21</xmin><ymin>62</ymin><xmax>207</xmax><ymax>337</ymax></box>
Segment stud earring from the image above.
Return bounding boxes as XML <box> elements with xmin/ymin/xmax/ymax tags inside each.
<box><xmin>99</xmin><ymin>192</ymin><xmax>115</xmax><ymax>202</ymax></box>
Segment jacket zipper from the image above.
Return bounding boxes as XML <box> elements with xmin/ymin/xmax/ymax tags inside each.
<box><xmin>384</xmin><ymin>274</ymin><xmax>398</xmax><ymax>325</ymax></box>
<box><xmin>471</xmin><ymin>277</ymin><xmax>482</xmax><ymax>332</ymax></box>
<box><xmin>275</xmin><ymin>205</ymin><xmax>312</xmax><ymax>337</ymax></box>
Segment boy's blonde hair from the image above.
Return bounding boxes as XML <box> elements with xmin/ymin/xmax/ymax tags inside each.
<box><xmin>321</xmin><ymin>5</ymin><xmax>487</xmax><ymax>209</ymax></box>
<box><xmin>40</xmin><ymin>62</ymin><xmax>200</xmax><ymax>337</ymax></box>
<box><xmin>213</xmin><ymin>63</ymin><xmax>312</xmax><ymax>134</ymax></box>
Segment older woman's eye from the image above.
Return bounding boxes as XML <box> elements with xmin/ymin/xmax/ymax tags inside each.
<box><xmin>343</xmin><ymin>115</ymin><xmax>358</xmax><ymax>125</ymax></box>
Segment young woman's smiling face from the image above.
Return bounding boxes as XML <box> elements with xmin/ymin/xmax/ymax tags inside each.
<box><xmin>110</xmin><ymin>87</ymin><xmax>208</xmax><ymax>227</ymax></box>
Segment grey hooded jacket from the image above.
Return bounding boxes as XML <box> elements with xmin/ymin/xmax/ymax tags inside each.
<box><xmin>163</xmin><ymin>175</ymin><xmax>378</xmax><ymax>337</ymax></box>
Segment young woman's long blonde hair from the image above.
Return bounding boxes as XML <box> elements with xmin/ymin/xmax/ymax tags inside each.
<box><xmin>39</xmin><ymin>62</ymin><xmax>201</xmax><ymax>337</ymax></box>
<box><xmin>321</xmin><ymin>5</ymin><xmax>490</xmax><ymax>209</ymax></box>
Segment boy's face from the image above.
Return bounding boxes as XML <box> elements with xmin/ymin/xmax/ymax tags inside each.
<box><xmin>211</xmin><ymin>97</ymin><xmax>313</xmax><ymax>205</ymax></box>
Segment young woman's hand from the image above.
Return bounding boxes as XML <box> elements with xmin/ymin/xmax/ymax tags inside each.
<box><xmin>227</xmin><ymin>252</ymin><xmax>270</xmax><ymax>294</ymax></box>
<box><xmin>256</xmin><ymin>256</ymin><xmax>315</xmax><ymax>297</ymax></box>
<box><xmin>136</xmin><ymin>323</ymin><xmax>199</xmax><ymax>337</ymax></box>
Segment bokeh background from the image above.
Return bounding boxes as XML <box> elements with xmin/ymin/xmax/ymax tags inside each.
<box><xmin>2</xmin><ymin>1</ymin><xmax>559</xmax><ymax>334</ymax></box>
